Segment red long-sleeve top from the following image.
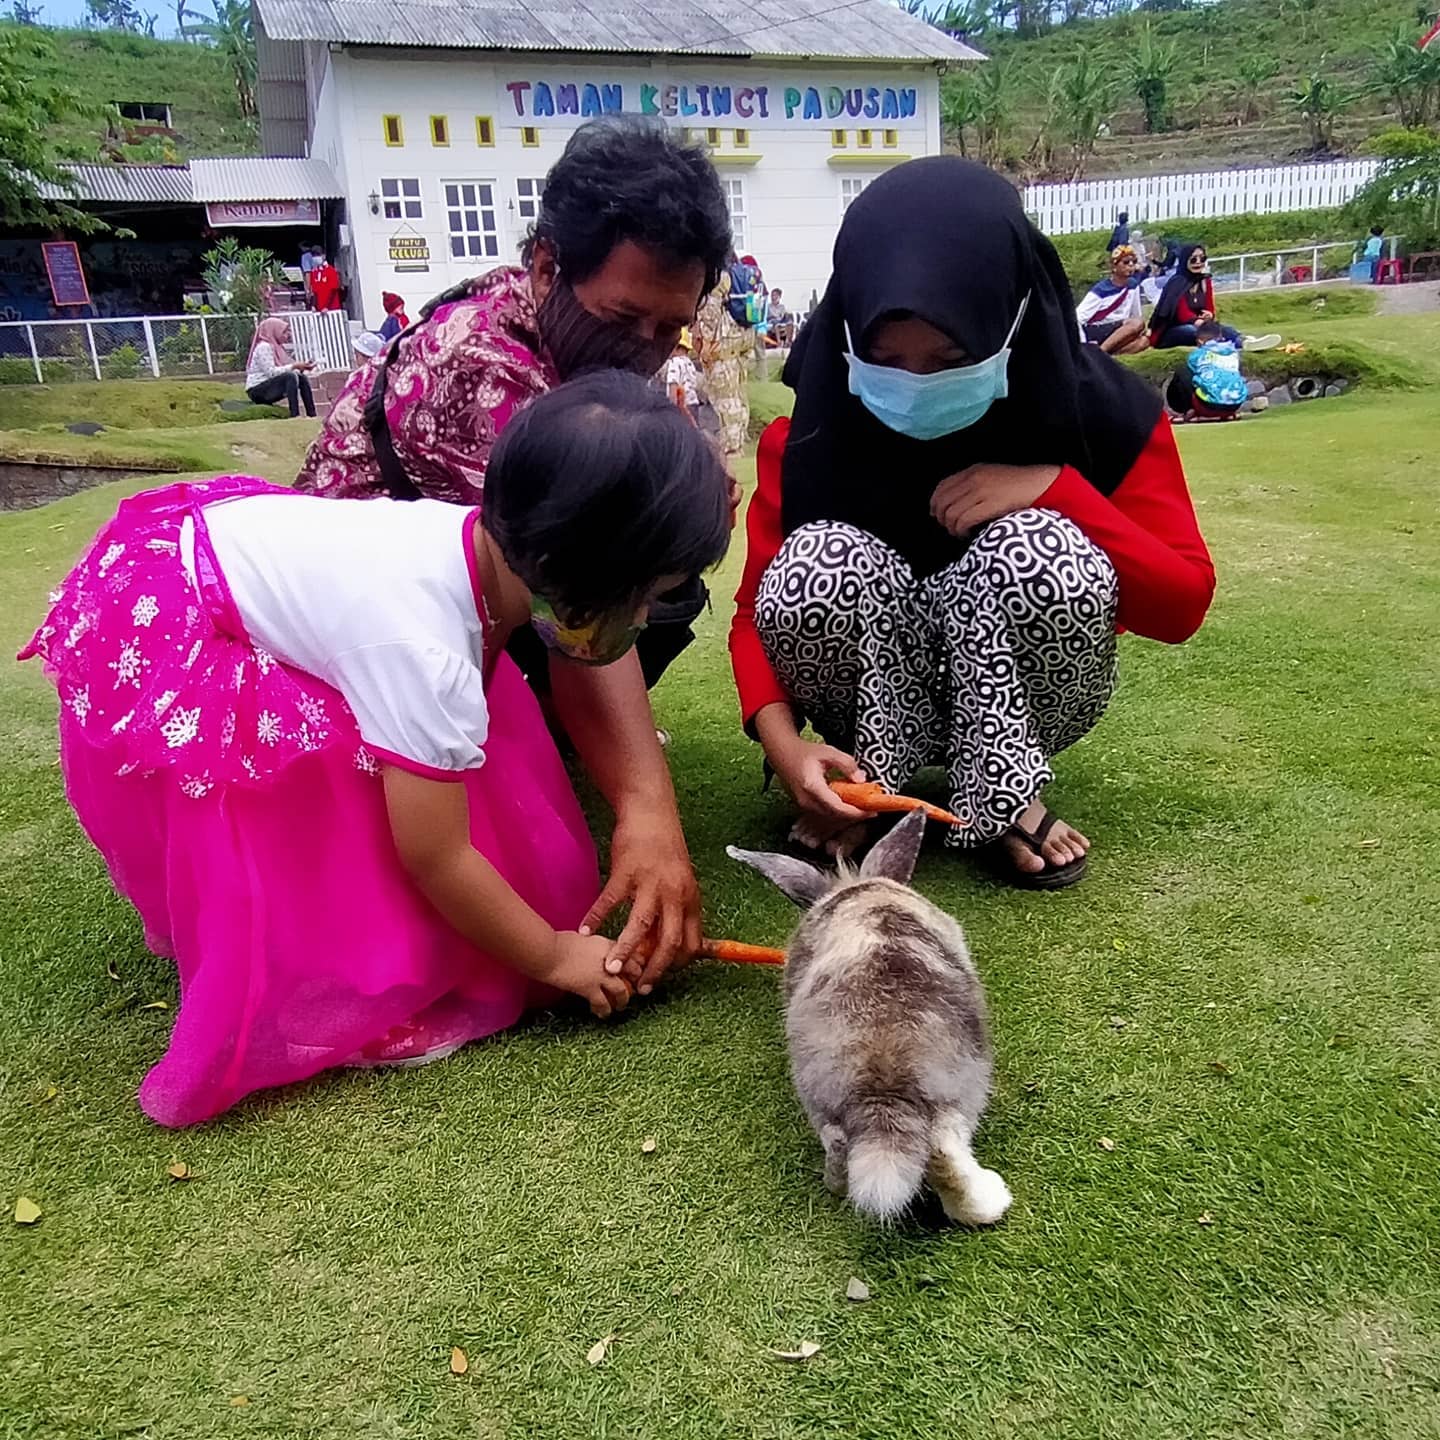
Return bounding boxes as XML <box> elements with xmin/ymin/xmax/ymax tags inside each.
<box><xmin>729</xmin><ymin>415</ymin><xmax>1216</xmax><ymax>729</ymax></box>
<box><xmin>1176</xmin><ymin>277</ymin><xmax>1216</xmax><ymax>326</ymax></box>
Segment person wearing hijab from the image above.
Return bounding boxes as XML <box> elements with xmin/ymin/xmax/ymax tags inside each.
<box><xmin>729</xmin><ymin>158</ymin><xmax>1216</xmax><ymax>889</ymax></box>
<box><xmin>244</xmin><ymin>316</ymin><xmax>316</xmax><ymax>417</ymax></box>
<box><xmin>1106</xmin><ymin>211</ymin><xmax>1131</xmax><ymax>252</ymax></box>
<box><xmin>377</xmin><ymin>292</ymin><xmax>410</xmax><ymax>342</ymax></box>
<box><xmin>1148</xmin><ymin>244</ymin><xmax>1282</xmax><ymax>350</ymax></box>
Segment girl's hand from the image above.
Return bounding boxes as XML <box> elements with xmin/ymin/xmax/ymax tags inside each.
<box><xmin>545</xmin><ymin>931</ymin><xmax>634</xmax><ymax>1019</ymax></box>
<box><xmin>930</xmin><ymin>462</ymin><xmax>1061</xmax><ymax>538</ymax></box>
<box><xmin>768</xmin><ymin>736</ymin><xmax>869</xmax><ymax>825</ymax></box>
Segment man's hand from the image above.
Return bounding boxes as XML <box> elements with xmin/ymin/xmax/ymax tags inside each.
<box><xmin>580</xmin><ymin>809</ymin><xmax>702</xmax><ymax>997</ymax></box>
<box><xmin>930</xmin><ymin>462</ymin><xmax>1061</xmax><ymax>538</ymax></box>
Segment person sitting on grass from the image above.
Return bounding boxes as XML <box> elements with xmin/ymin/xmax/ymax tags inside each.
<box><xmin>1149</xmin><ymin>244</ymin><xmax>1282</xmax><ymax>352</ymax></box>
<box><xmin>1165</xmin><ymin>322</ymin><xmax>1250</xmax><ymax>422</ymax></box>
<box><xmin>244</xmin><ymin>317</ymin><xmax>316</xmax><ymax>418</ymax></box>
<box><xmin>1076</xmin><ymin>244</ymin><xmax>1150</xmax><ymax>355</ymax></box>
<box><xmin>730</xmin><ymin>158</ymin><xmax>1217</xmax><ymax>890</ymax></box>
<box><xmin>19</xmin><ymin>372</ymin><xmax>731</xmax><ymax>1127</ymax></box>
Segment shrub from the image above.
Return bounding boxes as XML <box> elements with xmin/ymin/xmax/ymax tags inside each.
<box><xmin>103</xmin><ymin>343</ymin><xmax>143</xmax><ymax>379</ymax></box>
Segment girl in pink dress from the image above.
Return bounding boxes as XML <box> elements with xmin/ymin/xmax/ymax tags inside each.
<box><xmin>20</xmin><ymin>373</ymin><xmax>731</xmax><ymax>1127</ymax></box>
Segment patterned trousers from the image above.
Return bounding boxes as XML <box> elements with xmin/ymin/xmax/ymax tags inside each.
<box><xmin>754</xmin><ymin>510</ymin><xmax>1119</xmax><ymax>847</ymax></box>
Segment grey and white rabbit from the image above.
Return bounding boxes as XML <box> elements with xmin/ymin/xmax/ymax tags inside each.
<box><xmin>728</xmin><ymin>810</ymin><xmax>1011</xmax><ymax>1226</ymax></box>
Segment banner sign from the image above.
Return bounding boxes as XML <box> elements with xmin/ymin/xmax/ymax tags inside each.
<box><xmin>205</xmin><ymin>199</ymin><xmax>321</xmax><ymax>227</ymax></box>
<box><xmin>41</xmin><ymin>241</ymin><xmax>91</xmax><ymax>307</ymax></box>
<box><xmin>502</xmin><ymin>76</ymin><xmax>920</xmax><ymax>129</ymax></box>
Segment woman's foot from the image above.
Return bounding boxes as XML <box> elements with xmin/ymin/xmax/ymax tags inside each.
<box><xmin>995</xmin><ymin>800</ymin><xmax>1090</xmax><ymax>888</ymax></box>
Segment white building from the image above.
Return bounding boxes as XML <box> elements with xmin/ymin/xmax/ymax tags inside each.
<box><xmin>254</xmin><ymin>0</ymin><xmax>980</xmax><ymax>329</ymax></box>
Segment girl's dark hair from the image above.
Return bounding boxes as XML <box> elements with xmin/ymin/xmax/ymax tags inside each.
<box><xmin>485</xmin><ymin>371</ymin><xmax>731</xmax><ymax>620</ymax></box>
<box><xmin>521</xmin><ymin>116</ymin><xmax>733</xmax><ymax>297</ymax></box>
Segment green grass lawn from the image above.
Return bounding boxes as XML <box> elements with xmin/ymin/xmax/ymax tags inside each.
<box><xmin>3</xmin><ymin>350</ymin><xmax>1439</xmax><ymax>1437</ymax></box>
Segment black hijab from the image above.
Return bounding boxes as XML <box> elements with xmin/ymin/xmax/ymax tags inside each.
<box><xmin>781</xmin><ymin>157</ymin><xmax>1161</xmax><ymax>577</ymax></box>
<box><xmin>1149</xmin><ymin>243</ymin><xmax>1209</xmax><ymax>332</ymax></box>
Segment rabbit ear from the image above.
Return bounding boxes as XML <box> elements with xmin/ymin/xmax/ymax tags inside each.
<box><xmin>726</xmin><ymin>845</ymin><xmax>832</xmax><ymax>909</ymax></box>
<box><xmin>859</xmin><ymin>810</ymin><xmax>927</xmax><ymax>885</ymax></box>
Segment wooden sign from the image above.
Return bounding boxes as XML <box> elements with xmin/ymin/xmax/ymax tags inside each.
<box><xmin>41</xmin><ymin>242</ymin><xmax>90</xmax><ymax>308</ymax></box>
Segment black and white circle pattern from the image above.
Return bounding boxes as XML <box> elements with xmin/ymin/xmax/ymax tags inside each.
<box><xmin>755</xmin><ymin>510</ymin><xmax>1118</xmax><ymax>847</ymax></box>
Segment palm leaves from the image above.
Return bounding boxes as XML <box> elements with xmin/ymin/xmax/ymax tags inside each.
<box><xmin>192</xmin><ymin>0</ymin><xmax>256</xmax><ymax>118</ymax></box>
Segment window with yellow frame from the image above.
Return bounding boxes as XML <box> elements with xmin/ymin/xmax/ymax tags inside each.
<box><xmin>475</xmin><ymin>116</ymin><xmax>495</xmax><ymax>146</ymax></box>
<box><xmin>521</xmin><ymin>126</ymin><xmax>540</xmax><ymax>147</ymax></box>
<box><xmin>382</xmin><ymin>113</ymin><xmax>403</xmax><ymax>147</ymax></box>
<box><xmin>831</xmin><ymin>128</ymin><xmax>847</xmax><ymax>148</ymax></box>
<box><xmin>429</xmin><ymin>115</ymin><xmax>450</xmax><ymax>146</ymax></box>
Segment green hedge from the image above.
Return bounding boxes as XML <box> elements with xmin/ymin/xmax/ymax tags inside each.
<box><xmin>1120</xmin><ymin>338</ymin><xmax>1423</xmax><ymax>393</ymax></box>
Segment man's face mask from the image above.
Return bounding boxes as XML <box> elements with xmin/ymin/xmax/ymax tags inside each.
<box><xmin>537</xmin><ymin>276</ymin><xmax>675</xmax><ymax>381</ymax></box>
<box><xmin>529</xmin><ymin>593</ymin><xmax>645</xmax><ymax>667</ymax></box>
<box><xmin>845</xmin><ymin>295</ymin><xmax>1029</xmax><ymax>442</ymax></box>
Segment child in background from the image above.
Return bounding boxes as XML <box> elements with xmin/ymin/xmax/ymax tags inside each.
<box><xmin>1165</xmin><ymin>322</ymin><xmax>1250</xmax><ymax>421</ymax></box>
<box><xmin>20</xmin><ymin>373</ymin><xmax>731</xmax><ymax>1127</ymax></box>
<box><xmin>663</xmin><ymin>328</ymin><xmax>705</xmax><ymax>424</ymax></box>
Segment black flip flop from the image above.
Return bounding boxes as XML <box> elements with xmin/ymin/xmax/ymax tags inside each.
<box><xmin>991</xmin><ymin>808</ymin><xmax>1087</xmax><ymax>891</ymax></box>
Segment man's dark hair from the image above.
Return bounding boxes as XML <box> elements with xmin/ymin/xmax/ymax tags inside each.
<box><xmin>484</xmin><ymin>370</ymin><xmax>731</xmax><ymax>620</ymax></box>
<box><xmin>1370</xmin><ymin>224</ymin><xmax>1384</xmax><ymax>236</ymax></box>
<box><xmin>522</xmin><ymin>116</ymin><xmax>732</xmax><ymax>297</ymax></box>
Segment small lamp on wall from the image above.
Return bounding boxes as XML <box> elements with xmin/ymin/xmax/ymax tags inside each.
<box><xmin>367</xmin><ymin>190</ymin><xmax>380</xmax><ymax>216</ymax></box>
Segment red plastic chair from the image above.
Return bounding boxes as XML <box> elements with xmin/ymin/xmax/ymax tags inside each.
<box><xmin>1375</xmin><ymin>257</ymin><xmax>1405</xmax><ymax>285</ymax></box>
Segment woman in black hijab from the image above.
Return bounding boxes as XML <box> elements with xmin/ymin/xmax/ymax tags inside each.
<box><xmin>729</xmin><ymin>158</ymin><xmax>1216</xmax><ymax>888</ymax></box>
<box><xmin>1148</xmin><ymin>243</ymin><xmax>1242</xmax><ymax>349</ymax></box>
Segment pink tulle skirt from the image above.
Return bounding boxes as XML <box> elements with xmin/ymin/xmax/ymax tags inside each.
<box><xmin>21</xmin><ymin>477</ymin><xmax>600</xmax><ymax>1127</ymax></box>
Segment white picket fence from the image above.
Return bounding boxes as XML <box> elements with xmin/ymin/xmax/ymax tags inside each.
<box><xmin>1024</xmin><ymin>160</ymin><xmax>1383</xmax><ymax>236</ymax></box>
<box><xmin>0</xmin><ymin>309</ymin><xmax>354</xmax><ymax>385</ymax></box>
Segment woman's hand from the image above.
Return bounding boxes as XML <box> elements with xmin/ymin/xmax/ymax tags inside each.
<box><xmin>546</xmin><ymin>931</ymin><xmax>634</xmax><ymax>1019</ymax></box>
<box><xmin>755</xmin><ymin>702</ymin><xmax>869</xmax><ymax>827</ymax></box>
<box><xmin>930</xmin><ymin>462</ymin><xmax>1062</xmax><ymax>538</ymax></box>
<box><xmin>581</xmin><ymin>809</ymin><xmax>702</xmax><ymax>996</ymax></box>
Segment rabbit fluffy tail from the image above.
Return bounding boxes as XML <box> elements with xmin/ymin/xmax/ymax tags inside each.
<box><xmin>843</xmin><ymin>1098</ymin><xmax>931</xmax><ymax>1221</ymax></box>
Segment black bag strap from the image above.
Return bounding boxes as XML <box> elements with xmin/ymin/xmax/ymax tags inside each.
<box><xmin>361</xmin><ymin>278</ymin><xmax>477</xmax><ymax>503</ymax></box>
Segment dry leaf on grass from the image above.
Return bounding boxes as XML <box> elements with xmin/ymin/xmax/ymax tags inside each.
<box><xmin>38</xmin><ymin>1086</ymin><xmax>58</xmax><ymax>1105</ymax></box>
<box><xmin>1097</xmin><ymin>1137</ymin><xmax>1116</xmax><ymax>1152</ymax></box>
<box><xmin>106</xmin><ymin>960</ymin><xmax>121</xmax><ymax>982</ymax></box>
<box><xmin>449</xmin><ymin>1347</ymin><xmax>469</xmax><ymax>1376</ymax></box>
<box><xmin>640</xmin><ymin>1137</ymin><xmax>657</xmax><ymax>1154</ymax></box>
<box><xmin>13</xmin><ymin>1196</ymin><xmax>42</xmax><ymax>1225</ymax></box>
<box><xmin>1196</xmin><ymin>1211</ymin><xmax>1215</xmax><ymax>1227</ymax></box>
<box><xmin>166</xmin><ymin>1162</ymin><xmax>191</xmax><ymax>1181</ymax></box>
<box><xmin>769</xmin><ymin>1341</ymin><xmax>822</xmax><ymax>1362</ymax></box>
<box><xmin>230</xmin><ymin>1396</ymin><xmax>250</xmax><ymax>1407</ymax></box>
<box><xmin>845</xmin><ymin>1277</ymin><xmax>870</xmax><ymax>1302</ymax></box>
<box><xmin>1207</xmin><ymin>1060</ymin><xmax>1234</xmax><ymax>1077</ymax></box>
<box><xmin>586</xmin><ymin>1335</ymin><xmax>615</xmax><ymax>1366</ymax></box>
<box><xmin>138</xmin><ymin>1001</ymin><xmax>169</xmax><ymax>1011</ymax></box>
<box><xmin>1108</xmin><ymin>1016</ymin><xmax>1128</xmax><ymax>1030</ymax></box>
<box><xmin>1357</xmin><ymin>839</ymin><xmax>1382</xmax><ymax>849</ymax></box>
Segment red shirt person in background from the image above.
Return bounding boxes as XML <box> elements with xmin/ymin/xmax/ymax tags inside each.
<box><xmin>729</xmin><ymin>158</ymin><xmax>1215</xmax><ymax>890</ymax></box>
<box><xmin>310</xmin><ymin>254</ymin><xmax>342</xmax><ymax>311</ymax></box>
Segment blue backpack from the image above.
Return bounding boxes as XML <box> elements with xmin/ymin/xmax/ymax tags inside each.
<box><xmin>726</xmin><ymin>261</ymin><xmax>761</xmax><ymax>326</ymax></box>
<box><xmin>1188</xmin><ymin>341</ymin><xmax>1247</xmax><ymax>410</ymax></box>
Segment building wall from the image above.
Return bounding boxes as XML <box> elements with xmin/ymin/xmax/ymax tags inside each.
<box><xmin>320</xmin><ymin>50</ymin><xmax>941</xmax><ymax>329</ymax></box>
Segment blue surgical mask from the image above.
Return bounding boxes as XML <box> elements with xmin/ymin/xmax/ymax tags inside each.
<box><xmin>845</xmin><ymin>295</ymin><xmax>1029</xmax><ymax>441</ymax></box>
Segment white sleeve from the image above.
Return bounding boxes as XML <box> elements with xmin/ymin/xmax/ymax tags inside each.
<box><xmin>329</xmin><ymin>642</ymin><xmax>489</xmax><ymax>778</ymax></box>
<box><xmin>251</xmin><ymin>343</ymin><xmax>282</xmax><ymax>382</ymax></box>
<box><xmin>1075</xmin><ymin>288</ymin><xmax>1105</xmax><ymax>324</ymax></box>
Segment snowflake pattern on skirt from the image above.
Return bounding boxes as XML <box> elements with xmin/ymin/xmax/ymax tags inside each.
<box><xmin>19</xmin><ymin>476</ymin><xmax>383</xmax><ymax>798</ymax></box>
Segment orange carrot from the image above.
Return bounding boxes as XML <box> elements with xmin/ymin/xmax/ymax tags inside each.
<box><xmin>828</xmin><ymin>780</ymin><xmax>966</xmax><ymax>827</ymax></box>
<box><xmin>699</xmin><ymin>938</ymin><xmax>787</xmax><ymax>966</ymax></box>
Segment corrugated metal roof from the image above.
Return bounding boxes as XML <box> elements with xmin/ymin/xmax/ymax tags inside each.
<box><xmin>253</xmin><ymin>0</ymin><xmax>984</xmax><ymax>62</ymax></box>
<box><xmin>38</xmin><ymin>164</ymin><xmax>194</xmax><ymax>205</ymax></box>
<box><xmin>190</xmin><ymin>156</ymin><xmax>344</xmax><ymax>201</ymax></box>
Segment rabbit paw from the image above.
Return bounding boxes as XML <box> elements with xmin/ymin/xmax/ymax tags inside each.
<box><xmin>940</xmin><ymin>1166</ymin><xmax>1012</xmax><ymax>1227</ymax></box>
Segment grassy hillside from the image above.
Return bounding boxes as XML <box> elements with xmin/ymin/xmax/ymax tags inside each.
<box><xmin>4</xmin><ymin>22</ymin><xmax>257</xmax><ymax>160</ymax></box>
<box><xmin>953</xmin><ymin>0</ymin><xmax>1430</xmax><ymax>176</ymax></box>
